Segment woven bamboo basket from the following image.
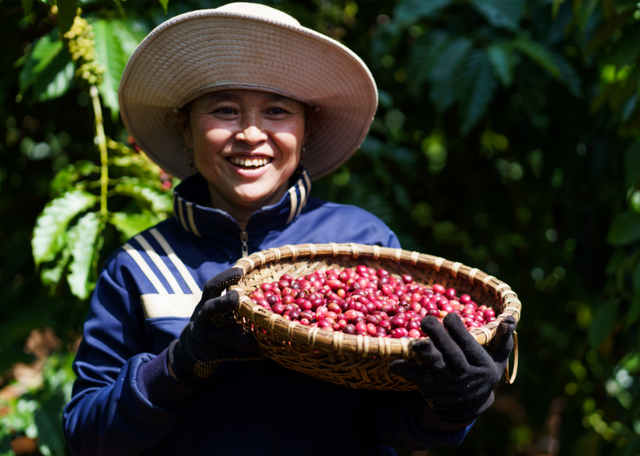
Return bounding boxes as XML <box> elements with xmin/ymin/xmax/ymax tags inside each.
<box><xmin>230</xmin><ymin>243</ymin><xmax>521</xmax><ymax>391</ymax></box>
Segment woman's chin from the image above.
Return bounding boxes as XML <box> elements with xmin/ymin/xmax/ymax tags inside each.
<box><xmin>232</xmin><ymin>185</ymin><xmax>286</xmax><ymax>208</ymax></box>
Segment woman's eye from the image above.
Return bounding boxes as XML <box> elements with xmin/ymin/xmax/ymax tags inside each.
<box><xmin>268</xmin><ymin>107</ymin><xmax>287</xmax><ymax>115</ymax></box>
<box><xmin>214</xmin><ymin>107</ymin><xmax>235</xmax><ymax>115</ymax></box>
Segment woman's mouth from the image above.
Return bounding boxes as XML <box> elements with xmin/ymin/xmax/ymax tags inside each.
<box><xmin>227</xmin><ymin>157</ymin><xmax>271</xmax><ymax>168</ymax></box>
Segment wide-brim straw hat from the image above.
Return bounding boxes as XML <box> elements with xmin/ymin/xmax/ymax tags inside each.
<box><xmin>118</xmin><ymin>2</ymin><xmax>378</xmax><ymax>180</ymax></box>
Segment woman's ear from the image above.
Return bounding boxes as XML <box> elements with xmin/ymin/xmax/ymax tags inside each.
<box><xmin>176</xmin><ymin>110</ymin><xmax>193</xmax><ymax>149</ymax></box>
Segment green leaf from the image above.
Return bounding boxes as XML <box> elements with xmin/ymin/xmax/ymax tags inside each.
<box><xmin>92</xmin><ymin>19</ymin><xmax>127</xmax><ymax>117</ymax></box>
<box><xmin>456</xmin><ymin>49</ymin><xmax>498</xmax><ymax>135</ymax></box>
<box><xmin>588</xmin><ymin>299</ymin><xmax>619</xmax><ymax>349</ymax></box>
<box><xmin>393</xmin><ymin>0</ymin><xmax>453</xmax><ymax>27</ymax></box>
<box><xmin>431</xmin><ymin>38</ymin><xmax>473</xmax><ymax>84</ymax></box>
<box><xmin>158</xmin><ymin>0</ymin><xmax>169</xmax><ymax>14</ymax></box>
<box><xmin>624</xmin><ymin>142</ymin><xmax>640</xmax><ymax>189</ymax></box>
<box><xmin>50</xmin><ymin>160</ymin><xmax>99</xmax><ymax>197</ymax></box>
<box><xmin>470</xmin><ymin>0</ymin><xmax>524</xmax><ymax>31</ymax></box>
<box><xmin>111</xmin><ymin>19</ymin><xmax>148</xmax><ymax>56</ymax></box>
<box><xmin>487</xmin><ymin>41</ymin><xmax>516</xmax><ymax>87</ymax></box>
<box><xmin>606</xmin><ymin>211</ymin><xmax>640</xmax><ymax>246</ymax></box>
<box><xmin>552</xmin><ymin>0</ymin><xmax>566</xmax><ymax>18</ymax></box>
<box><xmin>111</xmin><ymin>178</ymin><xmax>173</xmax><ymax>213</ymax></box>
<box><xmin>407</xmin><ymin>32</ymin><xmax>450</xmax><ymax>95</ymax></box>
<box><xmin>22</xmin><ymin>0</ymin><xmax>33</xmax><ymax>19</ymax></box>
<box><xmin>511</xmin><ymin>35</ymin><xmax>561</xmax><ymax>78</ymax></box>
<box><xmin>110</xmin><ymin>212</ymin><xmax>160</xmax><ymax>241</ymax></box>
<box><xmin>615</xmin><ymin>0</ymin><xmax>638</xmax><ymax>13</ymax></box>
<box><xmin>56</xmin><ymin>0</ymin><xmax>78</xmax><ymax>36</ymax></box>
<box><xmin>32</xmin><ymin>190</ymin><xmax>98</xmax><ymax>267</ymax></box>
<box><xmin>622</xmin><ymin>94</ymin><xmax>638</xmax><ymax>122</ymax></box>
<box><xmin>34</xmin><ymin>405</ymin><xmax>66</xmax><ymax>456</ymax></box>
<box><xmin>575</xmin><ymin>0</ymin><xmax>598</xmax><ymax>32</ymax></box>
<box><xmin>626</xmin><ymin>292</ymin><xmax>640</xmax><ymax>328</ymax></box>
<box><xmin>34</xmin><ymin>55</ymin><xmax>74</xmax><ymax>102</ymax></box>
<box><xmin>19</xmin><ymin>31</ymin><xmax>64</xmax><ymax>94</ymax></box>
<box><xmin>607</xmin><ymin>22</ymin><xmax>640</xmax><ymax>69</ymax></box>
<box><xmin>67</xmin><ymin>212</ymin><xmax>102</xmax><ymax>300</ymax></box>
<box><xmin>428</xmin><ymin>38</ymin><xmax>473</xmax><ymax>112</ymax></box>
<box><xmin>40</xmin><ymin>242</ymin><xmax>71</xmax><ymax>289</ymax></box>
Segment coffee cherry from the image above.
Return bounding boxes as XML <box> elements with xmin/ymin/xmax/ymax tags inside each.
<box><xmin>249</xmin><ymin>266</ymin><xmax>495</xmax><ymax>337</ymax></box>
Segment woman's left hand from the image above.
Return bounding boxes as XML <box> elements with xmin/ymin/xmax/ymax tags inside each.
<box><xmin>389</xmin><ymin>313</ymin><xmax>516</xmax><ymax>424</ymax></box>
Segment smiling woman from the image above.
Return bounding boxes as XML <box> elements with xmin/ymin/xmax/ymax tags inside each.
<box><xmin>61</xmin><ymin>3</ymin><xmax>515</xmax><ymax>456</ymax></box>
<box><xmin>178</xmin><ymin>90</ymin><xmax>307</xmax><ymax>227</ymax></box>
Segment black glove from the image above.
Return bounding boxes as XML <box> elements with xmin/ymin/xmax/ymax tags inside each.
<box><xmin>389</xmin><ymin>313</ymin><xmax>516</xmax><ymax>425</ymax></box>
<box><xmin>167</xmin><ymin>267</ymin><xmax>262</xmax><ymax>387</ymax></box>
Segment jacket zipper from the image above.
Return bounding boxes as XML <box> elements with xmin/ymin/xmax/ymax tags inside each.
<box><xmin>240</xmin><ymin>230</ymin><xmax>249</xmax><ymax>258</ymax></box>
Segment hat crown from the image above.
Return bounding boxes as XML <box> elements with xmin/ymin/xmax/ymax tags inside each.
<box><xmin>215</xmin><ymin>2</ymin><xmax>301</xmax><ymax>27</ymax></box>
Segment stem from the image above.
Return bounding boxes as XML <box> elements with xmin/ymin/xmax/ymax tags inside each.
<box><xmin>90</xmin><ymin>85</ymin><xmax>108</xmax><ymax>217</ymax></box>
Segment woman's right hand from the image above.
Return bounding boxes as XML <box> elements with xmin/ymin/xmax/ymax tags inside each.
<box><xmin>167</xmin><ymin>267</ymin><xmax>262</xmax><ymax>387</ymax></box>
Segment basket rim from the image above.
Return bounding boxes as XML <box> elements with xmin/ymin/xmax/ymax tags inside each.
<box><xmin>231</xmin><ymin>243</ymin><xmax>521</xmax><ymax>359</ymax></box>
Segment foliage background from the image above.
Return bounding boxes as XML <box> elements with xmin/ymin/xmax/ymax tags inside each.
<box><xmin>1</xmin><ymin>0</ymin><xmax>640</xmax><ymax>454</ymax></box>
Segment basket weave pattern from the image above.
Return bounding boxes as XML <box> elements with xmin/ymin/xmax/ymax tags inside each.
<box><xmin>230</xmin><ymin>243</ymin><xmax>521</xmax><ymax>391</ymax></box>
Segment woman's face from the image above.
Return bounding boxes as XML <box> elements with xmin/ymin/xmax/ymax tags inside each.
<box><xmin>180</xmin><ymin>89</ymin><xmax>307</xmax><ymax>214</ymax></box>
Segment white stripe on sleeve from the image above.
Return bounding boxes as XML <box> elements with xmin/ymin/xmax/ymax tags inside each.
<box><xmin>150</xmin><ymin>228</ymin><xmax>201</xmax><ymax>294</ymax></box>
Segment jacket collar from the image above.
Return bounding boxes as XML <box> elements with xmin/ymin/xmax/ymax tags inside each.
<box><xmin>172</xmin><ymin>166</ymin><xmax>312</xmax><ymax>239</ymax></box>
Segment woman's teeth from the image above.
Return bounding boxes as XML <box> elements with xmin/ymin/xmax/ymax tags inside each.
<box><xmin>228</xmin><ymin>157</ymin><xmax>270</xmax><ymax>168</ymax></box>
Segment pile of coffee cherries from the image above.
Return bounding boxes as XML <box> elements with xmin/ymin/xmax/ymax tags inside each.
<box><xmin>247</xmin><ymin>265</ymin><xmax>497</xmax><ymax>339</ymax></box>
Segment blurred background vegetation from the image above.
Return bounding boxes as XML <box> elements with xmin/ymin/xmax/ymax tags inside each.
<box><xmin>1</xmin><ymin>0</ymin><xmax>640</xmax><ymax>454</ymax></box>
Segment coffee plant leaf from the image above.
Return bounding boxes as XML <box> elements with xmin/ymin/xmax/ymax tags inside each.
<box><xmin>56</xmin><ymin>0</ymin><xmax>78</xmax><ymax>36</ymax></box>
<box><xmin>626</xmin><ymin>292</ymin><xmax>640</xmax><ymax>328</ymax></box>
<box><xmin>50</xmin><ymin>160</ymin><xmax>99</xmax><ymax>197</ymax></box>
<box><xmin>32</xmin><ymin>190</ymin><xmax>98</xmax><ymax>267</ymax></box>
<box><xmin>111</xmin><ymin>178</ymin><xmax>173</xmax><ymax>213</ymax></box>
<box><xmin>158</xmin><ymin>0</ymin><xmax>169</xmax><ymax>14</ymax></box>
<box><xmin>606</xmin><ymin>211</ymin><xmax>640</xmax><ymax>246</ymax></box>
<box><xmin>427</xmin><ymin>38</ymin><xmax>473</xmax><ymax>112</ymax></box>
<box><xmin>67</xmin><ymin>212</ymin><xmax>102</xmax><ymax>300</ymax></box>
<box><xmin>40</xmin><ymin>242</ymin><xmax>71</xmax><ymax>290</ymax></box>
<box><xmin>392</xmin><ymin>0</ymin><xmax>453</xmax><ymax>27</ymax></box>
<box><xmin>33</xmin><ymin>52</ymin><xmax>74</xmax><ymax>102</ymax></box>
<box><xmin>487</xmin><ymin>41</ymin><xmax>516</xmax><ymax>87</ymax></box>
<box><xmin>406</xmin><ymin>31</ymin><xmax>450</xmax><ymax>96</ymax></box>
<box><xmin>110</xmin><ymin>212</ymin><xmax>160</xmax><ymax>242</ymax></box>
<box><xmin>457</xmin><ymin>49</ymin><xmax>498</xmax><ymax>134</ymax></box>
<box><xmin>18</xmin><ymin>30</ymin><xmax>64</xmax><ymax>95</ymax></box>
<box><xmin>92</xmin><ymin>19</ymin><xmax>127</xmax><ymax>118</ymax></box>
<box><xmin>588</xmin><ymin>299</ymin><xmax>619</xmax><ymax>349</ymax></box>
<box><xmin>430</xmin><ymin>37</ymin><xmax>473</xmax><ymax>84</ymax></box>
<box><xmin>110</xmin><ymin>19</ymin><xmax>148</xmax><ymax>60</ymax></box>
<box><xmin>469</xmin><ymin>0</ymin><xmax>524</xmax><ymax>31</ymax></box>
<box><xmin>511</xmin><ymin>35</ymin><xmax>561</xmax><ymax>78</ymax></box>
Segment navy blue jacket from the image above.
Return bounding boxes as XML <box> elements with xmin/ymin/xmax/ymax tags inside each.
<box><xmin>62</xmin><ymin>169</ymin><xmax>472</xmax><ymax>455</ymax></box>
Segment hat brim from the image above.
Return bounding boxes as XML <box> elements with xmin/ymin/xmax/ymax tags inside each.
<box><xmin>118</xmin><ymin>9</ymin><xmax>378</xmax><ymax>180</ymax></box>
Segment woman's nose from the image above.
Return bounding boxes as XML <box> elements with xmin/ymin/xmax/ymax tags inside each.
<box><xmin>236</xmin><ymin>115</ymin><xmax>267</xmax><ymax>145</ymax></box>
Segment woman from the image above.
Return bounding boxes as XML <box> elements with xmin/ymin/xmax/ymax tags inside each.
<box><xmin>62</xmin><ymin>4</ymin><xmax>515</xmax><ymax>455</ymax></box>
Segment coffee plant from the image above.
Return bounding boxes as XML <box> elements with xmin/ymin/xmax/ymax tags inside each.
<box><xmin>1</xmin><ymin>0</ymin><xmax>640</xmax><ymax>455</ymax></box>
